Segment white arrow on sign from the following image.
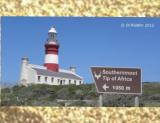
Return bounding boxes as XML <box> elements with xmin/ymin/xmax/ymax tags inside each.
<box><xmin>103</xmin><ymin>84</ymin><xmax>109</xmax><ymax>91</ymax></box>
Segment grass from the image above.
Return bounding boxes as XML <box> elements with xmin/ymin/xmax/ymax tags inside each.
<box><xmin>1</xmin><ymin>82</ymin><xmax>160</xmax><ymax>106</ymax></box>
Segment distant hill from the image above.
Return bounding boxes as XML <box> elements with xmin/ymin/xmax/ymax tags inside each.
<box><xmin>1</xmin><ymin>82</ymin><xmax>160</xmax><ymax>106</ymax></box>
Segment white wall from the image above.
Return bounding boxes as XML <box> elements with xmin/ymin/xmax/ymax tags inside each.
<box><xmin>34</xmin><ymin>75</ymin><xmax>83</xmax><ymax>85</ymax></box>
<box><xmin>19</xmin><ymin>60</ymin><xmax>28</xmax><ymax>85</ymax></box>
<box><xmin>20</xmin><ymin>62</ymin><xmax>84</xmax><ymax>85</ymax></box>
<box><xmin>27</xmin><ymin>67</ymin><xmax>36</xmax><ymax>84</ymax></box>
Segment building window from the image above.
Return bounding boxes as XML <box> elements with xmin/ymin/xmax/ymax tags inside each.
<box><xmin>45</xmin><ymin>77</ymin><xmax>48</xmax><ymax>82</ymax></box>
<box><xmin>51</xmin><ymin>77</ymin><xmax>54</xmax><ymax>83</ymax></box>
<box><xmin>69</xmin><ymin>80</ymin><xmax>71</xmax><ymax>84</ymax></box>
<box><xmin>74</xmin><ymin>80</ymin><xmax>76</xmax><ymax>84</ymax></box>
<box><xmin>38</xmin><ymin>76</ymin><xmax>41</xmax><ymax>82</ymax></box>
<box><xmin>60</xmin><ymin>80</ymin><xmax>63</xmax><ymax>85</ymax></box>
<box><xmin>79</xmin><ymin>81</ymin><xmax>81</xmax><ymax>85</ymax></box>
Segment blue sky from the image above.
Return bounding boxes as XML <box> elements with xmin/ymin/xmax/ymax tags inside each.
<box><xmin>1</xmin><ymin>17</ymin><xmax>160</xmax><ymax>85</ymax></box>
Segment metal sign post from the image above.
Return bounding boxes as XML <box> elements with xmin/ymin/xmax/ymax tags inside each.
<box><xmin>99</xmin><ymin>93</ymin><xmax>103</xmax><ymax>107</ymax></box>
<box><xmin>134</xmin><ymin>96</ymin><xmax>139</xmax><ymax>107</ymax></box>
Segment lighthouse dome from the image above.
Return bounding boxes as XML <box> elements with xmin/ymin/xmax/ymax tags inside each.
<box><xmin>48</xmin><ymin>27</ymin><xmax>57</xmax><ymax>33</ymax></box>
<box><xmin>46</xmin><ymin>26</ymin><xmax>59</xmax><ymax>44</ymax></box>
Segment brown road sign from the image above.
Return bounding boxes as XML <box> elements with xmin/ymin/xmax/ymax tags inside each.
<box><xmin>91</xmin><ymin>67</ymin><xmax>142</xmax><ymax>94</ymax></box>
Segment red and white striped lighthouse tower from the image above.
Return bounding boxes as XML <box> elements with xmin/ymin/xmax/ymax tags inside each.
<box><xmin>44</xmin><ymin>27</ymin><xmax>59</xmax><ymax>72</ymax></box>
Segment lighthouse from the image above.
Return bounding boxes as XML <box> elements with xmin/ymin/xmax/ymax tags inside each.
<box><xmin>44</xmin><ymin>27</ymin><xmax>59</xmax><ymax>72</ymax></box>
<box><xmin>19</xmin><ymin>26</ymin><xmax>84</xmax><ymax>86</ymax></box>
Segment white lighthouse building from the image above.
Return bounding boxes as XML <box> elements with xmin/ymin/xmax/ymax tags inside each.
<box><xmin>19</xmin><ymin>26</ymin><xmax>83</xmax><ymax>86</ymax></box>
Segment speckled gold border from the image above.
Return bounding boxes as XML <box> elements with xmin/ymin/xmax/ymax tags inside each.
<box><xmin>1</xmin><ymin>0</ymin><xmax>160</xmax><ymax>123</ymax></box>
<box><xmin>0</xmin><ymin>0</ymin><xmax>160</xmax><ymax>16</ymax></box>
<box><xmin>0</xmin><ymin>107</ymin><xmax>160</xmax><ymax>123</ymax></box>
